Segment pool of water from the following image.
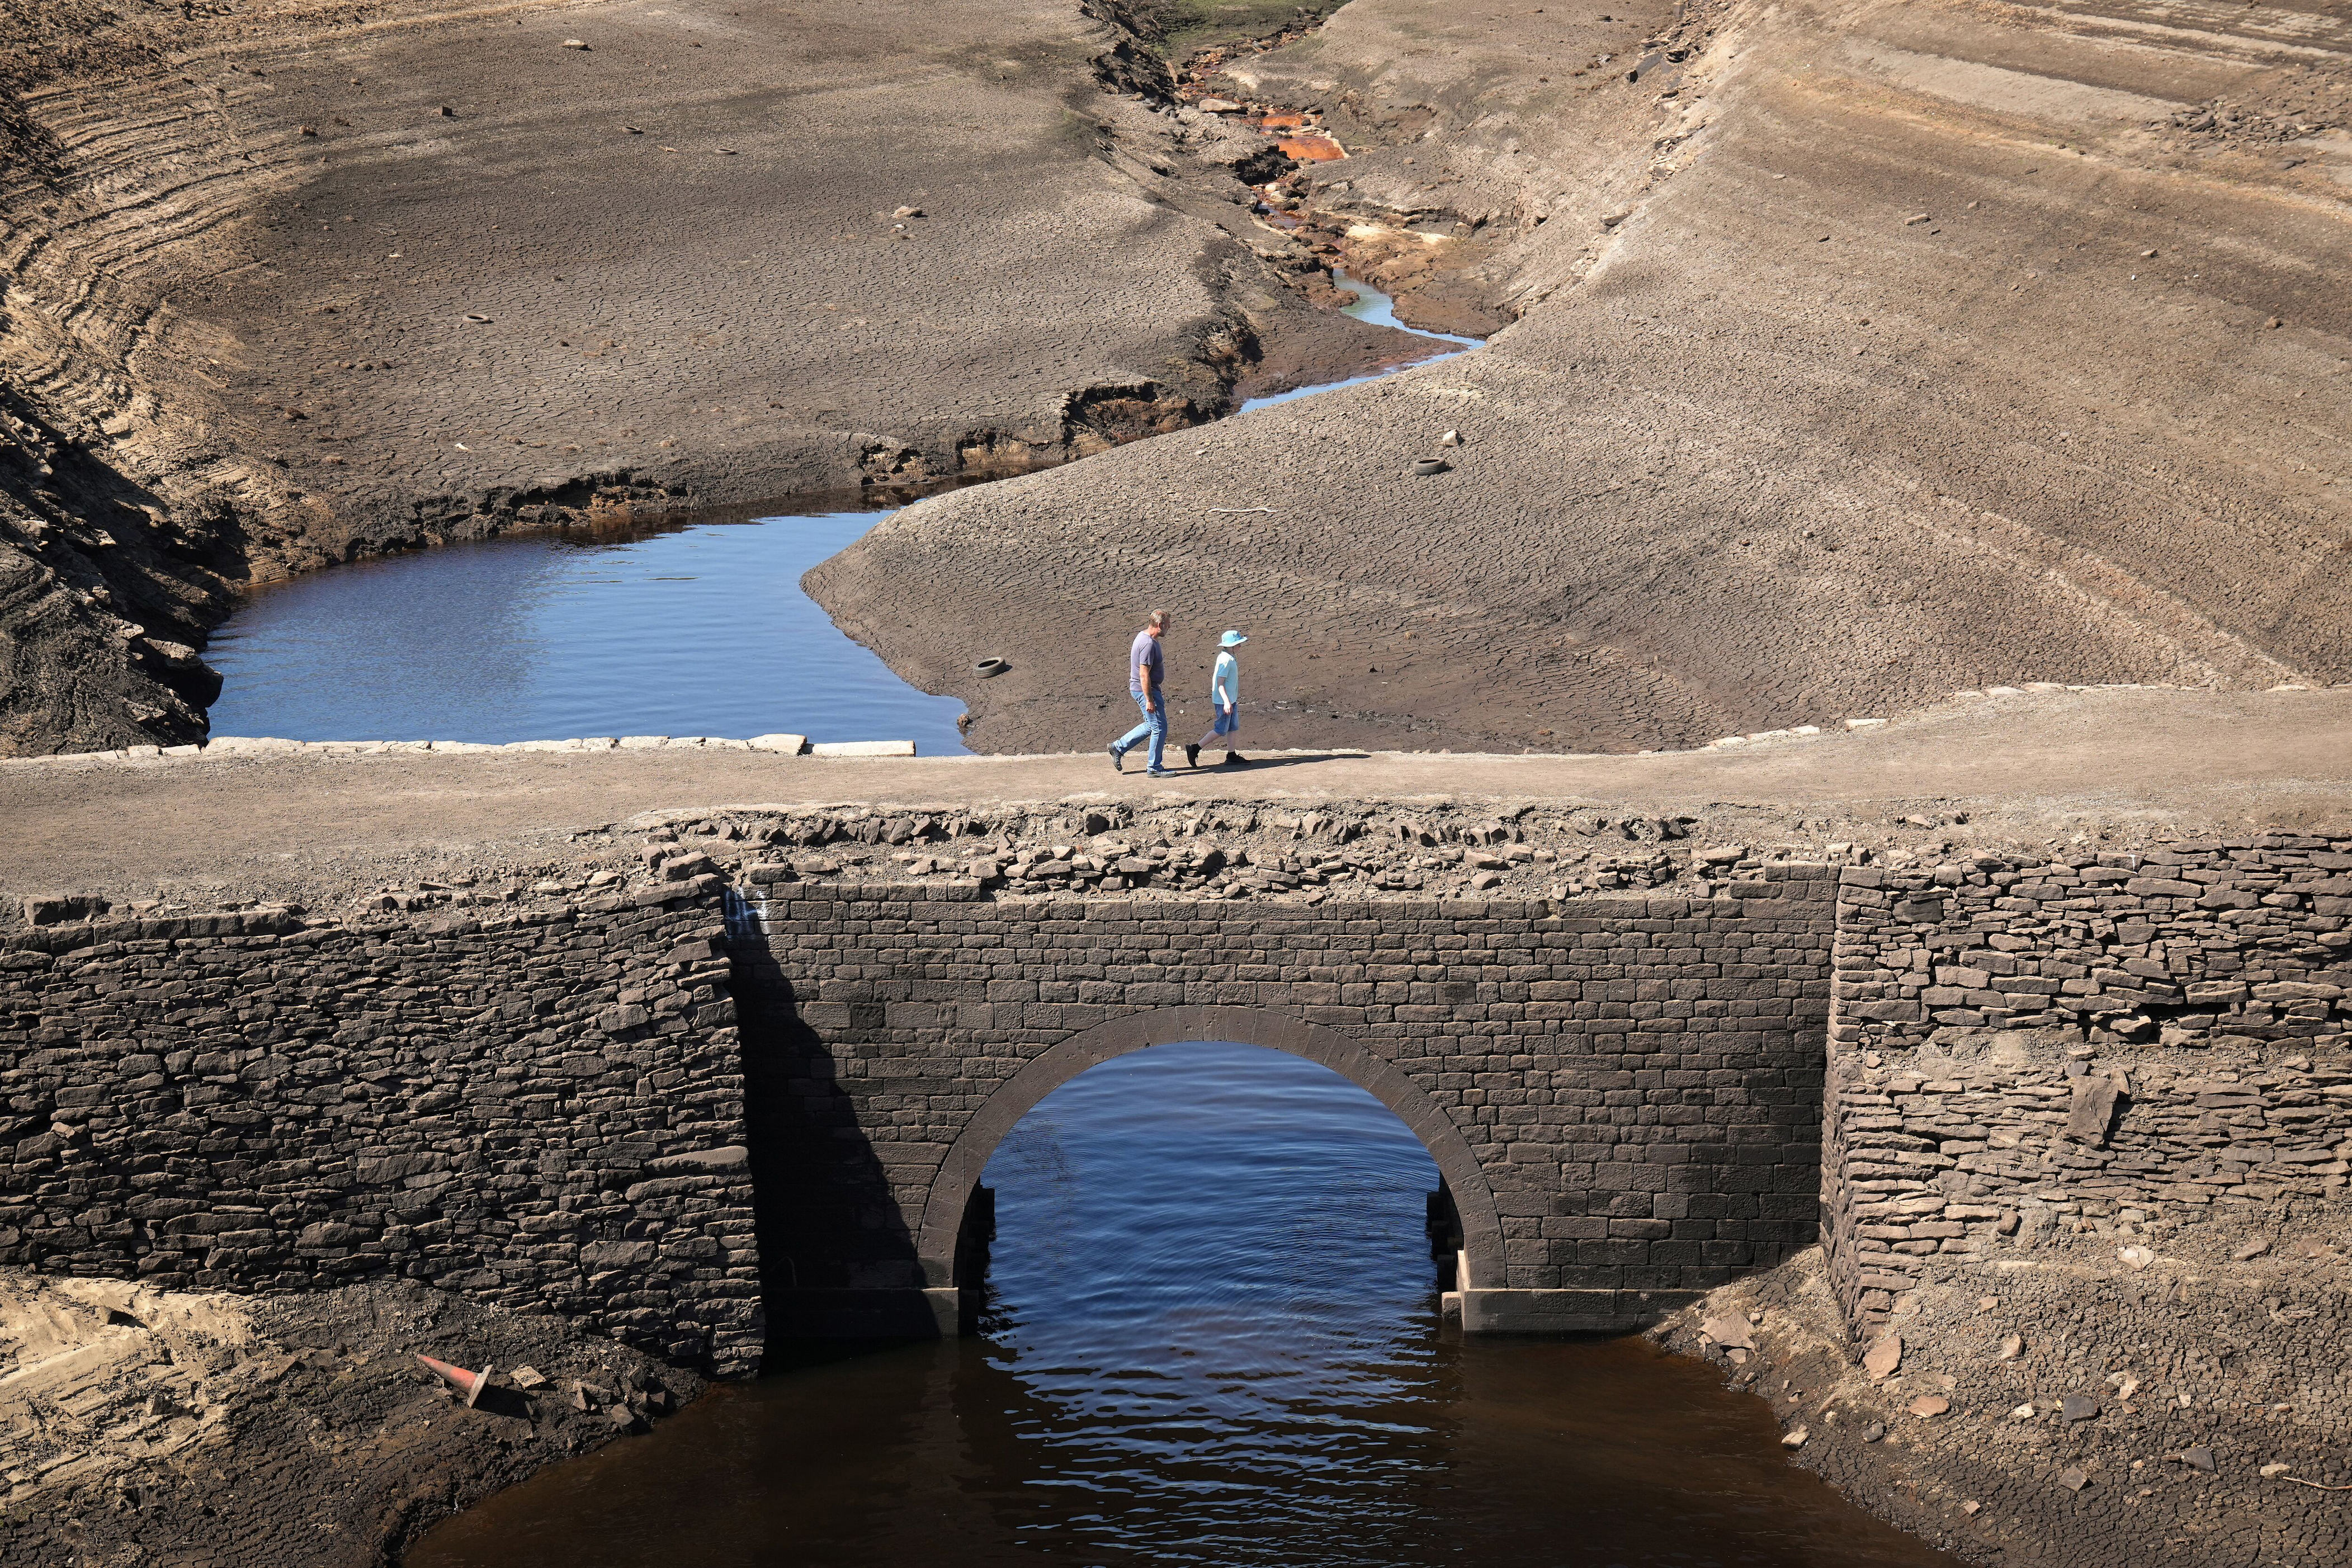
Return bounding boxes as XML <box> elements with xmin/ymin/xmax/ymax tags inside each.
<box><xmin>202</xmin><ymin>502</ymin><xmax>976</xmax><ymax>753</ymax></box>
<box><xmin>408</xmin><ymin>1042</ymin><xmax>1959</xmax><ymax>1568</ymax></box>
<box><xmin>201</xmin><ymin>276</ymin><xmax>1477</xmax><ymax>750</ymax></box>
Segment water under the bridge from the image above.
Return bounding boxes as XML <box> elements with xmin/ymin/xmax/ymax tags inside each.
<box><xmin>408</xmin><ymin>1041</ymin><xmax>1956</xmax><ymax>1568</ymax></box>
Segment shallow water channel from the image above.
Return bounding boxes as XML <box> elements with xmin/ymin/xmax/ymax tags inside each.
<box><xmin>201</xmin><ymin>276</ymin><xmax>1467</xmax><ymax>752</ymax></box>
<box><xmin>408</xmin><ymin>1042</ymin><xmax>1957</xmax><ymax>1568</ymax></box>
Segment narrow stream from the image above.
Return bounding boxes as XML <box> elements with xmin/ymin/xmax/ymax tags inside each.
<box><xmin>199</xmin><ymin>276</ymin><xmax>1473</xmax><ymax>750</ymax></box>
<box><xmin>407</xmin><ymin>1042</ymin><xmax>1961</xmax><ymax>1568</ymax></box>
<box><xmin>1240</xmin><ymin>271</ymin><xmax>1482</xmax><ymax>413</ymax></box>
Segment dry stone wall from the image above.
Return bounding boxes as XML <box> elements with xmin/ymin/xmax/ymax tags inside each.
<box><xmin>1822</xmin><ymin>837</ymin><xmax>2352</xmax><ymax>1335</ymax></box>
<box><xmin>0</xmin><ymin>887</ymin><xmax>763</xmax><ymax>1374</ymax></box>
<box><xmin>8</xmin><ymin>808</ymin><xmax>2346</xmax><ymax>1373</ymax></box>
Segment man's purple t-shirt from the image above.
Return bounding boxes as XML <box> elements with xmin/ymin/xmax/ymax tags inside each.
<box><xmin>1129</xmin><ymin>628</ymin><xmax>1163</xmax><ymax>695</ymax></box>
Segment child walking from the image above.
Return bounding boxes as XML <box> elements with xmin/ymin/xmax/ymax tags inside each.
<box><xmin>1184</xmin><ymin>629</ymin><xmax>1249</xmax><ymax>768</ymax></box>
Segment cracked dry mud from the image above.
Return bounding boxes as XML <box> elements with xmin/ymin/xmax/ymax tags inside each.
<box><xmin>820</xmin><ymin>0</ymin><xmax>2352</xmax><ymax>756</ymax></box>
<box><xmin>0</xmin><ymin>0</ymin><xmax>1425</xmax><ymax>756</ymax></box>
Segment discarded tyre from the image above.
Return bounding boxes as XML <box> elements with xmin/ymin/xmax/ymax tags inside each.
<box><xmin>1412</xmin><ymin>458</ymin><xmax>1449</xmax><ymax>476</ymax></box>
<box><xmin>974</xmin><ymin>657</ymin><xmax>1010</xmax><ymax>678</ymax></box>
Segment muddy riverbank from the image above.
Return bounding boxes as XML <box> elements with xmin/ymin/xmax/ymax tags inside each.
<box><xmin>1667</xmin><ymin>1231</ymin><xmax>2352</xmax><ymax>1565</ymax></box>
<box><xmin>815</xmin><ymin>0</ymin><xmax>2352</xmax><ymax>757</ymax></box>
<box><xmin>0</xmin><ymin>691</ymin><xmax>2346</xmax><ymax>1565</ymax></box>
<box><xmin>0</xmin><ymin>1270</ymin><xmax>703</xmax><ymax>1567</ymax></box>
<box><xmin>7</xmin><ymin>0</ymin><xmax>2346</xmax><ymax>761</ymax></box>
<box><xmin>3</xmin><ymin>0</ymin><xmax>2350</xmax><ymax>1561</ymax></box>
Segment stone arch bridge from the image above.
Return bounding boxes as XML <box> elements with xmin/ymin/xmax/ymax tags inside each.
<box><xmin>732</xmin><ymin>870</ymin><xmax>1835</xmax><ymax>1335</ymax></box>
<box><xmin>8</xmin><ymin>828</ymin><xmax>2341</xmax><ymax>1374</ymax></box>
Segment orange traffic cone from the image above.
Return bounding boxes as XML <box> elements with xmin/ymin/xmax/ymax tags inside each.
<box><xmin>417</xmin><ymin>1354</ymin><xmax>493</xmax><ymax>1408</ymax></box>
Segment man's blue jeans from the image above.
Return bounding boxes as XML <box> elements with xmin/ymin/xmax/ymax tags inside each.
<box><xmin>1114</xmin><ymin>691</ymin><xmax>1167</xmax><ymax>772</ymax></box>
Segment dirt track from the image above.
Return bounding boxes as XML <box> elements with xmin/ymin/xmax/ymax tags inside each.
<box><xmin>4</xmin><ymin>687</ymin><xmax>2346</xmax><ymax>919</ymax></box>
<box><xmin>6</xmin><ymin>8</ymin><xmax>2352</xmax><ymax>1557</ymax></box>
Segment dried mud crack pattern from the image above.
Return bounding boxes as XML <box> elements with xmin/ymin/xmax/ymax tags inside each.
<box><xmin>817</xmin><ymin>0</ymin><xmax>2351</xmax><ymax>758</ymax></box>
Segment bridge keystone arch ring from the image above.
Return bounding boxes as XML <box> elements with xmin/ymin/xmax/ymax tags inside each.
<box><xmin>744</xmin><ymin>877</ymin><xmax>1833</xmax><ymax>1342</ymax></box>
<box><xmin>913</xmin><ymin>1004</ymin><xmax>1508</xmax><ymax>1303</ymax></box>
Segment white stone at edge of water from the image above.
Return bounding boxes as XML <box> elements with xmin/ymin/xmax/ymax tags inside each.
<box><xmin>809</xmin><ymin>740</ymin><xmax>918</xmax><ymax>758</ymax></box>
<box><xmin>18</xmin><ymin>681</ymin><xmax>2235</xmax><ymax>769</ymax></box>
<box><xmin>48</xmin><ymin>731</ymin><xmax>825</xmax><ymax>761</ymax></box>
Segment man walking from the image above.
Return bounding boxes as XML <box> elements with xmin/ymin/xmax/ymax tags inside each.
<box><xmin>1108</xmin><ymin>608</ymin><xmax>1173</xmax><ymax>777</ymax></box>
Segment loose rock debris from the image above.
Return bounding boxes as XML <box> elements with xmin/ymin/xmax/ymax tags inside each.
<box><xmin>0</xmin><ymin>1271</ymin><xmax>701</xmax><ymax>1566</ymax></box>
<box><xmin>1656</xmin><ymin>1248</ymin><xmax>2352</xmax><ymax>1564</ymax></box>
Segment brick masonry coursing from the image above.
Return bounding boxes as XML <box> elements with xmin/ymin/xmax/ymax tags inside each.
<box><xmin>732</xmin><ymin>867</ymin><xmax>1837</xmax><ymax>1331</ymax></box>
<box><xmin>4</xmin><ymin>832</ymin><xmax>2347</xmax><ymax>1372</ymax></box>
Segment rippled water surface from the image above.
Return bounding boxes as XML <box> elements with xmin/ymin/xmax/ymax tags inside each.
<box><xmin>204</xmin><ymin>506</ymin><xmax>972</xmax><ymax>752</ymax></box>
<box><xmin>411</xmin><ymin>1043</ymin><xmax>1957</xmax><ymax>1568</ymax></box>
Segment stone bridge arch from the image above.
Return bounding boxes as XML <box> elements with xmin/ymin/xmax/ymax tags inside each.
<box><xmin>739</xmin><ymin>877</ymin><xmax>1835</xmax><ymax>1342</ymax></box>
<box><xmin>912</xmin><ymin>1005</ymin><xmax>1507</xmax><ymax>1295</ymax></box>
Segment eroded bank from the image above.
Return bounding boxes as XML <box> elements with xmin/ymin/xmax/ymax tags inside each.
<box><xmin>812</xmin><ymin>0</ymin><xmax>2352</xmax><ymax>755</ymax></box>
<box><xmin>0</xmin><ymin>0</ymin><xmax>1424</xmax><ymax>757</ymax></box>
<box><xmin>10</xmin><ymin>0</ymin><xmax>2348</xmax><ymax>763</ymax></box>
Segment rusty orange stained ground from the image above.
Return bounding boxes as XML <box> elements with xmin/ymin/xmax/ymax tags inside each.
<box><xmin>1260</xmin><ymin>113</ymin><xmax>1307</xmax><ymax>130</ymax></box>
<box><xmin>1278</xmin><ymin>132</ymin><xmax>1347</xmax><ymax>160</ymax></box>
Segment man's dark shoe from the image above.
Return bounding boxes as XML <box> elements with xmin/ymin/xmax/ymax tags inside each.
<box><xmin>1109</xmin><ymin>744</ymin><xmax>1124</xmax><ymax>773</ymax></box>
<box><xmin>1184</xmin><ymin>743</ymin><xmax>1201</xmax><ymax>769</ymax></box>
<box><xmin>1224</xmin><ymin>752</ymin><xmax>1250</xmax><ymax>767</ymax></box>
